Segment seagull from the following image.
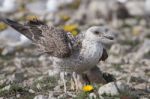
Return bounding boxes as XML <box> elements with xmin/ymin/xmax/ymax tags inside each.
<box><xmin>0</xmin><ymin>18</ymin><xmax>114</xmax><ymax>92</ymax></box>
<box><xmin>0</xmin><ymin>0</ymin><xmax>17</xmax><ymax>13</ymax></box>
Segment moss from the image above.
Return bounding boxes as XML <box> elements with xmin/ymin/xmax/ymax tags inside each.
<box><xmin>74</xmin><ymin>91</ymin><xmax>88</xmax><ymax>99</ymax></box>
<box><xmin>112</xmin><ymin>64</ymin><xmax>122</xmax><ymax>71</ymax></box>
<box><xmin>32</xmin><ymin>76</ymin><xmax>58</xmax><ymax>92</ymax></box>
<box><xmin>0</xmin><ymin>22</ymin><xmax>7</xmax><ymax>31</ymax></box>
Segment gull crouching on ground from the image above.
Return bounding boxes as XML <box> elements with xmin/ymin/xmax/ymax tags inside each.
<box><xmin>0</xmin><ymin>18</ymin><xmax>114</xmax><ymax>92</ymax></box>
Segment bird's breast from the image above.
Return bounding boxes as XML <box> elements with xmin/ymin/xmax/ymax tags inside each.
<box><xmin>80</xmin><ymin>41</ymin><xmax>103</xmax><ymax>66</ymax></box>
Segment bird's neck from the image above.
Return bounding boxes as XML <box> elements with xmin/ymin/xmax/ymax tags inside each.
<box><xmin>82</xmin><ymin>39</ymin><xmax>101</xmax><ymax>47</ymax></box>
<box><xmin>81</xmin><ymin>39</ymin><xmax>103</xmax><ymax>60</ymax></box>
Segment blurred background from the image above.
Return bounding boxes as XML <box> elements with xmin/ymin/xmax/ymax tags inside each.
<box><xmin>0</xmin><ymin>0</ymin><xmax>150</xmax><ymax>98</ymax></box>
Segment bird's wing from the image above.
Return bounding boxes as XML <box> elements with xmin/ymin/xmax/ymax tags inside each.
<box><xmin>99</xmin><ymin>48</ymin><xmax>108</xmax><ymax>61</ymax></box>
<box><xmin>1</xmin><ymin>18</ymin><xmax>73</xmax><ymax>58</ymax></box>
<box><xmin>71</xmin><ymin>32</ymin><xmax>85</xmax><ymax>51</ymax></box>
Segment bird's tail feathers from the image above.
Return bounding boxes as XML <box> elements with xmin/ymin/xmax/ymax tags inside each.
<box><xmin>0</xmin><ymin>18</ymin><xmax>31</xmax><ymax>40</ymax></box>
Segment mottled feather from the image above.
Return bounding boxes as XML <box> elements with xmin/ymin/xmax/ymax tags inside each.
<box><xmin>1</xmin><ymin>18</ymin><xmax>72</xmax><ymax>58</ymax></box>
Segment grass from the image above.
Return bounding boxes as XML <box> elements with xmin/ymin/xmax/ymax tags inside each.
<box><xmin>31</xmin><ymin>76</ymin><xmax>58</xmax><ymax>93</ymax></box>
<box><xmin>0</xmin><ymin>84</ymin><xmax>35</xmax><ymax>98</ymax></box>
<box><xmin>74</xmin><ymin>91</ymin><xmax>88</xmax><ymax>99</ymax></box>
<box><xmin>112</xmin><ymin>64</ymin><xmax>122</xmax><ymax>71</ymax></box>
<box><xmin>101</xmin><ymin>90</ymin><xmax>138</xmax><ymax>99</ymax></box>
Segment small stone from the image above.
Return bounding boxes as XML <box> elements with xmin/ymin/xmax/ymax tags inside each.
<box><xmin>134</xmin><ymin>39</ymin><xmax>150</xmax><ymax>60</ymax></box>
<box><xmin>36</xmin><ymin>83</ymin><xmax>42</xmax><ymax>90</ymax></box>
<box><xmin>16</xmin><ymin>94</ymin><xmax>21</xmax><ymax>98</ymax></box>
<box><xmin>107</xmin><ymin>55</ymin><xmax>123</xmax><ymax>64</ymax></box>
<box><xmin>29</xmin><ymin>89</ymin><xmax>35</xmax><ymax>93</ymax></box>
<box><xmin>34</xmin><ymin>95</ymin><xmax>48</xmax><ymax>99</ymax></box>
<box><xmin>89</xmin><ymin>93</ymin><xmax>97</xmax><ymax>99</ymax></box>
<box><xmin>1</xmin><ymin>85</ymin><xmax>11</xmax><ymax>91</ymax></box>
<box><xmin>98</xmin><ymin>81</ymin><xmax>130</xmax><ymax>96</ymax></box>
<box><xmin>48</xmin><ymin>91</ymin><xmax>56</xmax><ymax>99</ymax></box>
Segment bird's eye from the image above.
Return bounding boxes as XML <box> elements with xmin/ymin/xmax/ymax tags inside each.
<box><xmin>94</xmin><ymin>31</ymin><xmax>99</xmax><ymax>35</ymax></box>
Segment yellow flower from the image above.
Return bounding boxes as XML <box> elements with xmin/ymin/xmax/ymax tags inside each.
<box><xmin>82</xmin><ymin>85</ymin><xmax>94</xmax><ymax>92</ymax></box>
<box><xmin>71</xmin><ymin>30</ymin><xmax>78</xmax><ymax>36</ymax></box>
<box><xmin>63</xmin><ymin>24</ymin><xmax>78</xmax><ymax>32</ymax></box>
<box><xmin>0</xmin><ymin>22</ymin><xmax>7</xmax><ymax>31</ymax></box>
<box><xmin>26</xmin><ymin>15</ymin><xmax>39</xmax><ymax>21</ymax></box>
<box><xmin>63</xmin><ymin>24</ymin><xmax>79</xmax><ymax>36</ymax></box>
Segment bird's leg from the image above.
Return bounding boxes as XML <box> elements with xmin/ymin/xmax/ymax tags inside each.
<box><xmin>76</xmin><ymin>74</ymin><xmax>83</xmax><ymax>90</ymax></box>
<box><xmin>72</xmin><ymin>72</ymin><xmax>77</xmax><ymax>91</ymax></box>
<box><xmin>81</xmin><ymin>73</ymin><xmax>91</xmax><ymax>84</ymax></box>
<box><xmin>72</xmin><ymin>72</ymin><xmax>82</xmax><ymax>91</ymax></box>
<box><xmin>70</xmin><ymin>77</ymin><xmax>75</xmax><ymax>90</ymax></box>
<box><xmin>60</xmin><ymin>72</ymin><xmax>67</xmax><ymax>93</ymax></box>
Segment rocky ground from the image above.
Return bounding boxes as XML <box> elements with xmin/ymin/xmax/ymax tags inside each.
<box><xmin>0</xmin><ymin>0</ymin><xmax>150</xmax><ymax>99</ymax></box>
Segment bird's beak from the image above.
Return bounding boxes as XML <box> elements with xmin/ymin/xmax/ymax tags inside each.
<box><xmin>103</xmin><ymin>34</ymin><xmax>114</xmax><ymax>40</ymax></box>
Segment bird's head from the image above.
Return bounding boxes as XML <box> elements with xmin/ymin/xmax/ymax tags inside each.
<box><xmin>85</xmin><ymin>26</ymin><xmax>114</xmax><ymax>43</ymax></box>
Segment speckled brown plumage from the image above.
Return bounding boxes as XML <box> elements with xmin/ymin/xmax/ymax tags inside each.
<box><xmin>1</xmin><ymin>18</ymin><xmax>72</xmax><ymax>58</ymax></box>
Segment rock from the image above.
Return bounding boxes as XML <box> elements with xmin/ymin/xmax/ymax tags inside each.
<box><xmin>46</xmin><ymin>0</ymin><xmax>74</xmax><ymax>12</ymax></box>
<box><xmin>0</xmin><ymin>85</ymin><xmax>11</xmax><ymax>92</ymax></box>
<box><xmin>48</xmin><ymin>91</ymin><xmax>56</xmax><ymax>99</ymax></box>
<box><xmin>107</xmin><ymin>55</ymin><xmax>123</xmax><ymax>64</ymax></box>
<box><xmin>89</xmin><ymin>93</ymin><xmax>97</xmax><ymax>99</ymax></box>
<box><xmin>98</xmin><ymin>81</ymin><xmax>130</xmax><ymax>96</ymax></box>
<box><xmin>36</xmin><ymin>83</ymin><xmax>42</xmax><ymax>90</ymax></box>
<box><xmin>88</xmin><ymin>0</ymin><xmax>109</xmax><ymax>19</ymax></box>
<box><xmin>8</xmin><ymin>71</ymin><xmax>24</xmax><ymax>83</ymax></box>
<box><xmin>26</xmin><ymin>1</ymin><xmax>47</xmax><ymax>15</ymax></box>
<box><xmin>123</xmin><ymin>53</ymin><xmax>136</xmax><ymax>64</ymax></box>
<box><xmin>13</xmin><ymin>71</ymin><xmax>24</xmax><ymax>82</ymax></box>
<box><xmin>134</xmin><ymin>39</ymin><xmax>150</xmax><ymax>60</ymax></box>
<box><xmin>28</xmin><ymin>89</ymin><xmax>35</xmax><ymax>93</ymax></box>
<box><xmin>110</xmin><ymin>44</ymin><xmax>131</xmax><ymax>55</ymax></box>
<box><xmin>16</xmin><ymin>94</ymin><xmax>21</xmax><ymax>98</ymax></box>
<box><xmin>0</xmin><ymin>0</ymin><xmax>18</xmax><ymax>14</ymax></box>
<box><xmin>38</xmin><ymin>55</ymin><xmax>53</xmax><ymax>67</ymax></box>
<box><xmin>145</xmin><ymin>0</ymin><xmax>150</xmax><ymax>16</ymax></box>
<box><xmin>34</xmin><ymin>95</ymin><xmax>48</xmax><ymax>99</ymax></box>
<box><xmin>126</xmin><ymin>1</ymin><xmax>145</xmax><ymax>16</ymax></box>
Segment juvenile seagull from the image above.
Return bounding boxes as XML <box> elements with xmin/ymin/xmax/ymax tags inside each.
<box><xmin>1</xmin><ymin>18</ymin><xmax>114</xmax><ymax>91</ymax></box>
